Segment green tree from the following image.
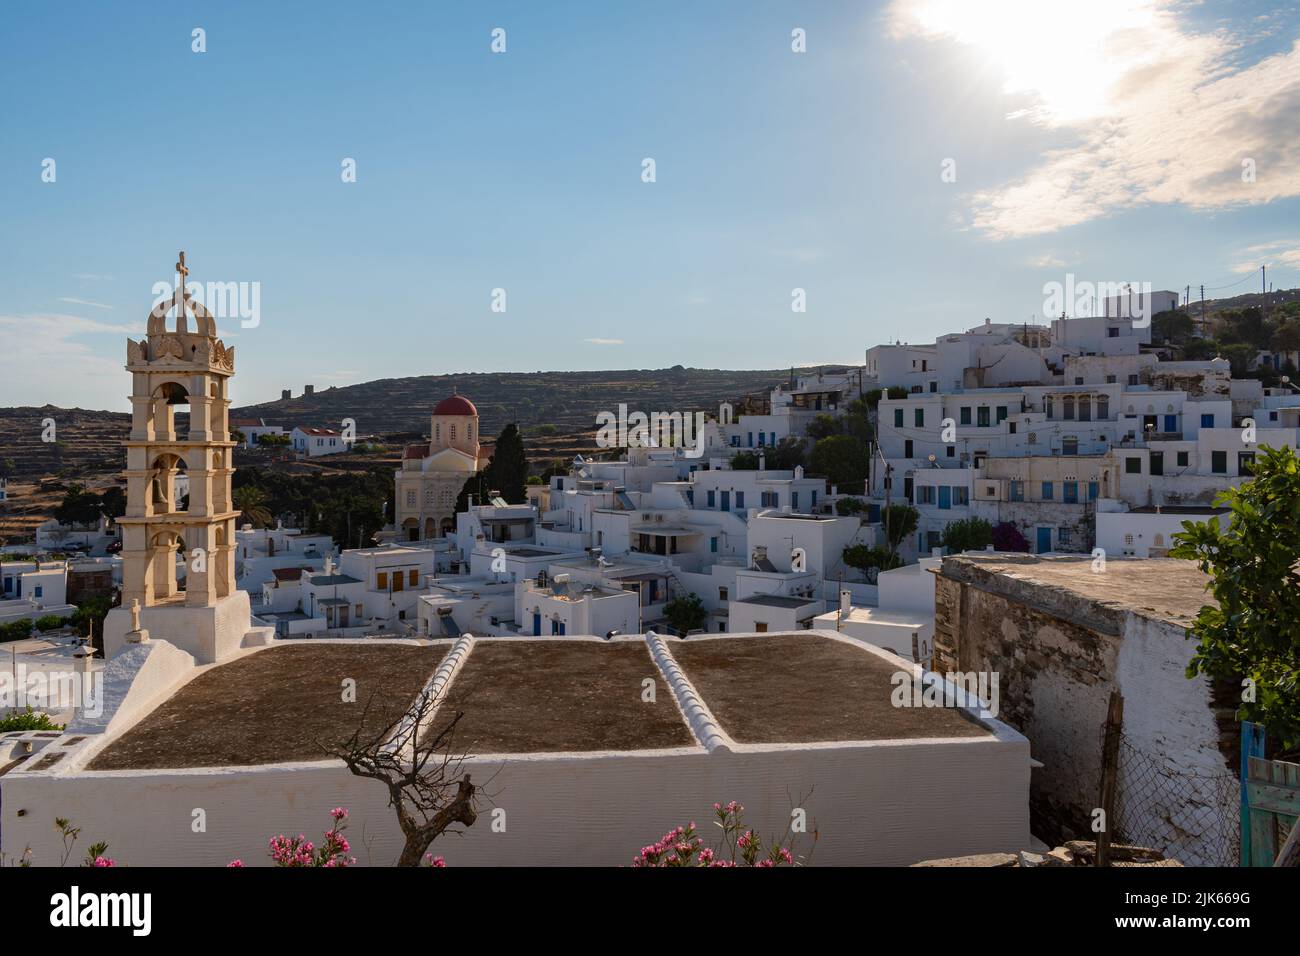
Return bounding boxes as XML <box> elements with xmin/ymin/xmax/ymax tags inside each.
<box><xmin>233</xmin><ymin>486</ymin><xmax>273</xmax><ymax>528</ymax></box>
<box><xmin>1270</xmin><ymin>319</ymin><xmax>1300</xmax><ymax>354</ymax></box>
<box><xmin>1221</xmin><ymin>343</ymin><xmax>1258</xmax><ymax>380</ymax></box>
<box><xmin>806</xmin><ymin>415</ymin><xmax>841</xmax><ymax>441</ymax></box>
<box><xmin>483</xmin><ymin>423</ymin><xmax>529</xmax><ymax>504</ymax></box>
<box><xmin>841</xmin><ymin>398</ymin><xmax>874</xmax><ymax>444</ymax></box>
<box><xmin>99</xmin><ymin>485</ymin><xmax>126</xmax><ymax>521</ymax></box>
<box><xmin>54</xmin><ymin>485</ymin><xmax>103</xmax><ymax>527</ymax></box>
<box><xmin>729</xmin><ymin>451</ymin><xmax>760</xmax><ymax>470</ymax></box>
<box><xmin>1152</xmin><ymin>309</ymin><xmax>1194</xmax><ymax>345</ymax></box>
<box><xmin>863</xmin><ymin>387</ymin><xmax>908</xmax><ymax>412</ymax></box>
<box><xmin>842</xmin><ymin>544</ymin><xmax>903</xmax><ymax>575</ymax></box>
<box><xmin>880</xmin><ymin>503</ymin><xmax>919</xmax><ymax>555</ymax></box>
<box><xmin>71</xmin><ymin>596</ymin><xmax>112</xmax><ymax>653</ymax></box>
<box><xmin>942</xmin><ymin>517</ymin><xmax>994</xmax><ymax>553</ymax></box>
<box><xmin>808</xmin><ymin>435</ymin><xmax>869</xmax><ymax>493</ymax></box>
<box><xmin>767</xmin><ymin>436</ymin><xmax>807</xmax><ymax>471</ymax></box>
<box><xmin>663</xmin><ymin>593</ymin><xmax>707</xmax><ymax>635</ymax></box>
<box><xmin>1170</xmin><ymin>444</ymin><xmax>1300</xmax><ymax>746</ymax></box>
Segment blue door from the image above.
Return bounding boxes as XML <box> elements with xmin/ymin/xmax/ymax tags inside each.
<box><xmin>721</xmin><ymin>491</ymin><xmax>730</xmax><ymax>511</ymax></box>
<box><xmin>533</xmin><ymin>612</ymin><xmax>541</xmax><ymax>636</ymax></box>
<box><xmin>1036</xmin><ymin>527</ymin><xmax>1052</xmax><ymax>553</ymax></box>
<box><xmin>1164</xmin><ymin>415</ymin><xmax>1177</xmax><ymax>433</ymax></box>
<box><xmin>938</xmin><ymin>486</ymin><xmax>951</xmax><ymax>510</ymax></box>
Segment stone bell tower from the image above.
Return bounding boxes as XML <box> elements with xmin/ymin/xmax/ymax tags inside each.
<box><xmin>105</xmin><ymin>252</ymin><xmax>251</xmax><ymax>662</ymax></box>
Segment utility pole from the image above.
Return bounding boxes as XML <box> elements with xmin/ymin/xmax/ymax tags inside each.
<box><xmin>1200</xmin><ymin>284</ymin><xmax>1206</xmax><ymax>329</ymax></box>
<box><xmin>1263</xmin><ymin>265</ymin><xmax>1268</xmax><ymax>327</ymax></box>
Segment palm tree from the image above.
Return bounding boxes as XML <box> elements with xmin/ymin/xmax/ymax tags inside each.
<box><xmin>233</xmin><ymin>486</ymin><xmax>273</xmax><ymax>528</ymax></box>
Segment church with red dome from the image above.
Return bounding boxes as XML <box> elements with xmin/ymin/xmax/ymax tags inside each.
<box><xmin>392</xmin><ymin>389</ymin><xmax>483</xmax><ymax>541</ymax></box>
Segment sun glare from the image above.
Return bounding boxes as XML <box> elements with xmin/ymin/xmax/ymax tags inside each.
<box><xmin>893</xmin><ymin>0</ymin><xmax>1175</xmax><ymax>125</ymax></box>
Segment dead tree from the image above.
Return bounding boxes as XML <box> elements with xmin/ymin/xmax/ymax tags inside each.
<box><xmin>323</xmin><ymin>692</ymin><xmax>479</xmax><ymax>867</ymax></box>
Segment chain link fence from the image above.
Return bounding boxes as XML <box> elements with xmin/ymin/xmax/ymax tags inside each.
<box><xmin>1111</xmin><ymin>732</ymin><xmax>1239</xmax><ymax>867</ymax></box>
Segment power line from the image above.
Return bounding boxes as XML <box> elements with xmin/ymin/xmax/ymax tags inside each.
<box><xmin>1204</xmin><ymin>272</ymin><xmax>1258</xmax><ymax>293</ymax></box>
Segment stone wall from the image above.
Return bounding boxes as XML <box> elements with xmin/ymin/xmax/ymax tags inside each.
<box><xmin>935</xmin><ymin>558</ymin><xmax>1236</xmax><ymax>862</ymax></box>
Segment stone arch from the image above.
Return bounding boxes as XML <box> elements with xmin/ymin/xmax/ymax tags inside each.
<box><xmin>144</xmin><ymin>528</ymin><xmax>187</xmax><ymax>603</ymax></box>
<box><xmin>440</xmin><ymin>517</ymin><xmax>455</xmax><ymax>537</ymax></box>
<box><xmin>146</xmin><ymin>288</ymin><xmax>217</xmax><ymax>338</ymax></box>
<box><xmin>402</xmin><ymin>517</ymin><xmax>420</xmax><ymax>542</ymax></box>
<box><xmin>147</xmin><ymin>452</ymin><xmax>188</xmax><ymax>517</ymax></box>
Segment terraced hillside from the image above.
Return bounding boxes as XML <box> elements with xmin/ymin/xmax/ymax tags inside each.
<box><xmin>0</xmin><ymin>406</ymin><xmax>130</xmax><ymax>478</ymax></box>
<box><xmin>230</xmin><ymin>367</ymin><xmax>793</xmax><ymax>436</ymax></box>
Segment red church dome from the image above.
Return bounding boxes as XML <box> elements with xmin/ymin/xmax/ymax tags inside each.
<box><xmin>433</xmin><ymin>393</ymin><xmax>477</xmax><ymax>417</ymax></box>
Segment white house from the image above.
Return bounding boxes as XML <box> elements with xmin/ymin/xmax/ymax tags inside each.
<box><xmin>231</xmin><ymin>417</ymin><xmax>286</xmax><ymax>448</ymax></box>
<box><xmin>1095</xmin><ymin>503</ymin><xmax>1229</xmax><ymax>557</ymax></box>
<box><xmin>291</xmin><ymin>426</ymin><xmax>352</xmax><ymax>458</ymax></box>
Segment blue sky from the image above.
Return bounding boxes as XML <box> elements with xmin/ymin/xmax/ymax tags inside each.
<box><xmin>2</xmin><ymin>0</ymin><xmax>1298</xmax><ymax>411</ymax></box>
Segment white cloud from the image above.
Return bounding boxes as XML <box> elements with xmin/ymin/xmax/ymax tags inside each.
<box><xmin>0</xmin><ymin>313</ymin><xmax>141</xmax><ymax>408</ymax></box>
<box><xmin>1028</xmin><ymin>252</ymin><xmax>1069</xmax><ymax>269</ymax></box>
<box><xmin>890</xmin><ymin>0</ymin><xmax>1300</xmax><ymax>239</ymax></box>
<box><xmin>1231</xmin><ymin>240</ymin><xmax>1300</xmax><ymax>274</ymax></box>
<box><xmin>583</xmin><ymin>338</ymin><xmax>624</xmax><ymax>346</ymax></box>
<box><xmin>59</xmin><ymin>296</ymin><xmax>115</xmax><ymax>310</ymax></box>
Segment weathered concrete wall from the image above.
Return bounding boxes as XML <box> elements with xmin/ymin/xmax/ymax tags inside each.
<box><xmin>935</xmin><ymin>574</ymin><xmax>1114</xmax><ymax>844</ymax></box>
<box><xmin>935</xmin><ymin>560</ymin><xmax>1234</xmax><ymax>863</ymax></box>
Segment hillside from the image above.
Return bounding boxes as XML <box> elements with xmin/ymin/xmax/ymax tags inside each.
<box><xmin>229</xmin><ymin>367</ymin><xmax>792</xmax><ymax>437</ymax></box>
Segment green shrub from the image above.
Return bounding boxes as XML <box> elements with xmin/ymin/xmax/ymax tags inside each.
<box><xmin>0</xmin><ymin>709</ymin><xmax>64</xmax><ymax>732</ymax></box>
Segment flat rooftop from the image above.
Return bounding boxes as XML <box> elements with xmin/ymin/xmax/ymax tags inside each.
<box><xmin>76</xmin><ymin>632</ymin><xmax>1006</xmax><ymax>772</ymax></box>
<box><xmin>435</xmin><ymin>640</ymin><xmax>695</xmax><ymax>754</ymax></box>
<box><xmin>89</xmin><ymin>643</ymin><xmax>448</xmax><ymax>770</ymax></box>
<box><xmin>1128</xmin><ymin>505</ymin><xmax>1229</xmax><ymax>515</ymax></box>
<box><xmin>671</xmin><ymin>634</ymin><xmax>989</xmax><ymax>744</ymax></box>
<box><xmin>735</xmin><ymin>594</ymin><xmax>815</xmax><ymax>609</ymax></box>
<box><xmin>940</xmin><ymin>553</ymin><xmax>1214</xmax><ymax>631</ymax></box>
<box><xmin>816</xmin><ymin>607</ymin><xmax>930</xmax><ymax>627</ymax></box>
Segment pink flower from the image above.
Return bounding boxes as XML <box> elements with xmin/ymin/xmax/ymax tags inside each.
<box><xmin>227</xmin><ymin>859</ymin><xmax>245</xmax><ymax>868</ymax></box>
<box><xmin>92</xmin><ymin>856</ymin><xmax>115</xmax><ymax>867</ymax></box>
